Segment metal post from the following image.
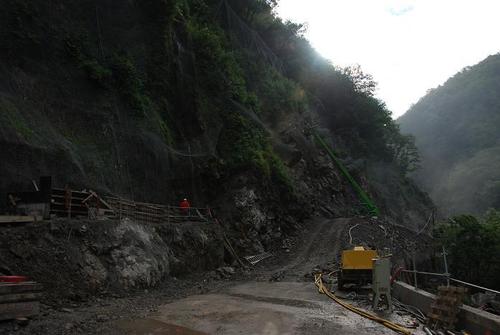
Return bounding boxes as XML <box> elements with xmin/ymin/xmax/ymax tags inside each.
<box><xmin>442</xmin><ymin>246</ymin><xmax>450</xmax><ymax>287</ymax></box>
<box><xmin>65</xmin><ymin>186</ymin><xmax>72</xmax><ymax>219</ymax></box>
<box><xmin>412</xmin><ymin>252</ymin><xmax>418</xmax><ymax>289</ymax></box>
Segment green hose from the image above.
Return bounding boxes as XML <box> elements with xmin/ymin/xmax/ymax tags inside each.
<box><xmin>312</xmin><ymin>131</ymin><xmax>379</xmax><ymax>216</ymax></box>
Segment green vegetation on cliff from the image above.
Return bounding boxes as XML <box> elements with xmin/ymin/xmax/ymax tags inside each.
<box><xmin>0</xmin><ymin>0</ymin><xmax>421</xmax><ymax>218</ymax></box>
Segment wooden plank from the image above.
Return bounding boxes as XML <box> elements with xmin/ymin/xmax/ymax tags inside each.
<box><xmin>50</xmin><ymin>209</ymin><xmax>87</xmax><ymax>215</ymax></box>
<box><xmin>108</xmin><ymin>202</ymin><xmax>137</xmax><ymax>209</ymax></box>
<box><xmin>117</xmin><ymin>211</ymin><xmax>165</xmax><ymax>219</ymax></box>
<box><xmin>51</xmin><ymin>194</ymin><xmax>87</xmax><ymax>201</ymax></box>
<box><xmin>123</xmin><ymin>214</ymin><xmax>162</xmax><ymax>221</ymax></box>
<box><xmin>52</xmin><ymin>188</ymin><xmax>89</xmax><ymax>196</ymax></box>
<box><xmin>0</xmin><ymin>292</ymin><xmax>43</xmax><ymax>304</ymax></box>
<box><xmin>50</xmin><ymin>201</ymin><xmax>87</xmax><ymax>209</ymax></box>
<box><xmin>128</xmin><ymin>211</ymin><xmax>165</xmax><ymax>218</ymax></box>
<box><xmin>50</xmin><ymin>208</ymin><xmax>87</xmax><ymax>215</ymax></box>
<box><xmin>0</xmin><ymin>216</ymin><xmax>43</xmax><ymax>224</ymax></box>
<box><xmin>79</xmin><ymin>191</ymin><xmax>114</xmax><ymax>211</ymax></box>
<box><xmin>106</xmin><ymin>197</ymin><xmax>169</xmax><ymax>210</ymax></box>
<box><xmin>52</xmin><ymin>191</ymin><xmax>88</xmax><ymax>200</ymax></box>
<box><xmin>118</xmin><ymin>200</ymin><xmax>166</xmax><ymax>209</ymax></box>
<box><xmin>98</xmin><ymin>209</ymin><xmax>116</xmax><ymax>215</ymax></box>
<box><xmin>0</xmin><ymin>283</ymin><xmax>43</xmax><ymax>295</ymax></box>
<box><xmin>0</xmin><ymin>301</ymin><xmax>39</xmax><ymax>321</ymax></box>
<box><xmin>428</xmin><ymin>285</ymin><xmax>466</xmax><ymax>330</ymax></box>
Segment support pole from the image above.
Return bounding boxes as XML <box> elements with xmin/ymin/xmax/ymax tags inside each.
<box><xmin>412</xmin><ymin>252</ymin><xmax>418</xmax><ymax>289</ymax></box>
<box><xmin>442</xmin><ymin>246</ymin><xmax>450</xmax><ymax>287</ymax></box>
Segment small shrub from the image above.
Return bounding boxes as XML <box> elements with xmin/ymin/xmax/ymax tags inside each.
<box><xmin>111</xmin><ymin>54</ymin><xmax>151</xmax><ymax>116</ymax></box>
<box><xmin>217</xmin><ymin>110</ymin><xmax>292</xmax><ymax>191</ymax></box>
<box><xmin>0</xmin><ymin>97</ymin><xmax>34</xmax><ymax>140</ymax></box>
<box><xmin>80</xmin><ymin>59</ymin><xmax>112</xmax><ymax>88</ymax></box>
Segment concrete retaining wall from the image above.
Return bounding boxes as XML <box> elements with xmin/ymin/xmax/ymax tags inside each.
<box><xmin>393</xmin><ymin>281</ymin><xmax>500</xmax><ymax>335</ymax></box>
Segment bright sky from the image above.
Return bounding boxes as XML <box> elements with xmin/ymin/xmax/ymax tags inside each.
<box><xmin>276</xmin><ymin>0</ymin><xmax>500</xmax><ymax>118</ymax></box>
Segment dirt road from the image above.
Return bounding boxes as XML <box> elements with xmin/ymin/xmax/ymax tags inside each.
<box><xmin>111</xmin><ymin>282</ymin><xmax>402</xmax><ymax>335</ymax></box>
<box><xmin>268</xmin><ymin>217</ymin><xmax>350</xmax><ymax>282</ymax></box>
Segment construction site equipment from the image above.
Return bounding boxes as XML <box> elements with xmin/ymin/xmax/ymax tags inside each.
<box><xmin>0</xmin><ymin>280</ymin><xmax>43</xmax><ymax>321</ymax></box>
<box><xmin>7</xmin><ymin>176</ymin><xmax>52</xmax><ymax>219</ymax></box>
<box><xmin>338</xmin><ymin>246</ymin><xmax>378</xmax><ymax>290</ymax></box>
<box><xmin>372</xmin><ymin>257</ymin><xmax>393</xmax><ymax>311</ymax></box>
<box><xmin>315</xmin><ymin>273</ymin><xmax>411</xmax><ymax>334</ymax></box>
<box><xmin>52</xmin><ymin>188</ymin><xmax>115</xmax><ymax>219</ymax></box>
<box><xmin>427</xmin><ymin>286</ymin><xmax>467</xmax><ymax>331</ymax></box>
<box><xmin>244</xmin><ymin>252</ymin><xmax>273</xmax><ymax>265</ymax></box>
<box><xmin>312</xmin><ymin>131</ymin><xmax>379</xmax><ymax>216</ymax></box>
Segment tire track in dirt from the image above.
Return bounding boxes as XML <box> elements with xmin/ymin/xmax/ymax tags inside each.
<box><xmin>271</xmin><ymin>217</ymin><xmax>351</xmax><ymax>280</ymax></box>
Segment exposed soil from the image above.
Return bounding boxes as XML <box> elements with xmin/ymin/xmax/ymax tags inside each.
<box><xmin>0</xmin><ymin>218</ymin><xmax>225</xmax><ymax>303</ymax></box>
<box><xmin>0</xmin><ymin>216</ymin><xmax>431</xmax><ymax>334</ymax></box>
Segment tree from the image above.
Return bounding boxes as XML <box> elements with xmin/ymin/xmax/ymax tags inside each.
<box><xmin>341</xmin><ymin>64</ymin><xmax>377</xmax><ymax>96</ymax></box>
<box><xmin>390</xmin><ymin>133</ymin><xmax>420</xmax><ymax>174</ymax></box>
<box><xmin>434</xmin><ymin>212</ymin><xmax>500</xmax><ymax>290</ymax></box>
<box><xmin>226</xmin><ymin>0</ymin><xmax>277</xmax><ymax>23</ymax></box>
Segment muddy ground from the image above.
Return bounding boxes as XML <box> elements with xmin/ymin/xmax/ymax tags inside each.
<box><xmin>0</xmin><ymin>216</ymin><xmax>431</xmax><ymax>334</ymax></box>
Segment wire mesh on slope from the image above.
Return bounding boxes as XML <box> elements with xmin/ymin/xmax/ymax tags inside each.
<box><xmin>218</xmin><ymin>0</ymin><xmax>283</xmax><ymax>73</ymax></box>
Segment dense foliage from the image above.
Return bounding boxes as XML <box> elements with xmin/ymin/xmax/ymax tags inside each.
<box><xmin>434</xmin><ymin>211</ymin><xmax>500</xmax><ymax>290</ymax></box>
<box><xmin>212</xmin><ymin>0</ymin><xmax>419</xmax><ymax>174</ymax></box>
<box><xmin>399</xmin><ymin>54</ymin><xmax>500</xmax><ymax>214</ymax></box>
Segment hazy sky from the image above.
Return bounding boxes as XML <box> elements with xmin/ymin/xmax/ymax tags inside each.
<box><xmin>276</xmin><ymin>0</ymin><xmax>500</xmax><ymax>118</ymax></box>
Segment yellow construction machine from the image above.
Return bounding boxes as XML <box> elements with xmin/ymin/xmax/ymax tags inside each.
<box><xmin>338</xmin><ymin>246</ymin><xmax>378</xmax><ymax>290</ymax></box>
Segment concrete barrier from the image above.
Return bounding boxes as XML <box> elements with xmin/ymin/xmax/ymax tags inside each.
<box><xmin>393</xmin><ymin>281</ymin><xmax>500</xmax><ymax>335</ymax></box>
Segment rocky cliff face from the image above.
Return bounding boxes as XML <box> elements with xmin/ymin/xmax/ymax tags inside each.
<box><xmin>0</xmin><ymin>0</ymin><xmax>433</xmax><ymax>265</ymax></box>
<box><xmin>0</xmin><ymin>218</ymin><xmax>224</xmax><ymax>299</ymax></box>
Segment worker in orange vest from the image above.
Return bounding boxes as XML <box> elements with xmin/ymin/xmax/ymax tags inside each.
<box><xmin>179</xmin><ymin>198</ymin><xmax>191</xmax><ymax>215</ymax></box>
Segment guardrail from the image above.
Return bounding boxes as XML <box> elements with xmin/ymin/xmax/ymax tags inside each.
<box><xmin>8</xmin><ymin>178</ymin><xmax>211</xmax><ymax>224</ymax></box>
<box><xmin>400</xmin><ymin>269</ymin><xmax>500</xmax><ymax>296</ymax></box>
<box><xmin>106</xmin><ymin>196</ymin><xmax>210</xmax><ymax>224</ymax></box>
<box><xmin>51</xmin><ymin>189</ymin><xmax>211</xmax><ymax>223</ymax></box>
<box><xmin>401</xmin><ymin>246</ymin><xmax>499</xmax><ymax>297</ymax></box>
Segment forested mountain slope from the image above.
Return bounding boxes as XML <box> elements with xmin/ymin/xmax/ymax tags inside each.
<box><xmin>399</xmin><ymin>54</ymin><xmax>500</xmax><ymax>215</ymax></box>
<box><xmin>0</xmin><ymin>0</ymin><xmax>432</xmax><ymax>235</ymax></box>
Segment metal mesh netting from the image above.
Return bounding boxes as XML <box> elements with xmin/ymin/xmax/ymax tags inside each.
<box><xmin>0</xmin><ymin>0</ymin><xmax>312</xmax><ymax>206</ymax></box>
<box><xmin>218</xmin><ymin>0</ymin><xmax>284</xmax><ymax>73</ymax></box>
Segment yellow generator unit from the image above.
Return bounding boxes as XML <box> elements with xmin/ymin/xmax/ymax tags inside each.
<box><xmin>338</xmin><ymin>246</ymin><xmax>378</xmax><ymax>290</ymax></box>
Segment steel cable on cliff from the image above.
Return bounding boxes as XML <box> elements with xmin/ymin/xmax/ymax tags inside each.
<box><xmin>314</xmin><ymin>273</ymin><xmax>412</xmax><ymax>335</ymax></box>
